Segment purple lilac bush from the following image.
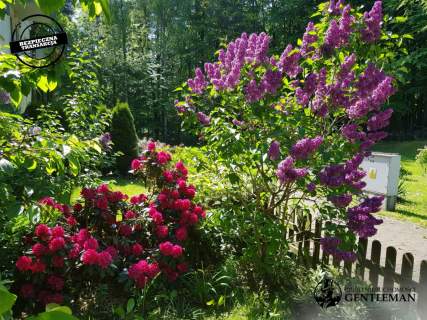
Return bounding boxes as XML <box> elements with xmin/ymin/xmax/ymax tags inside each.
<box><xmin>177</xmin><ymin>1</ymin><xmax>401</xmax><ymax>262</ymax></box>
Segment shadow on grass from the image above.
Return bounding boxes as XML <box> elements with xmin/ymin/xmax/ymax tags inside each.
<box><xmin>397</xmin><ymin>197</ymin><xmax>415</xmax><ymax>205</ymax></box>
<box><xmin>393</xmin><ymin>209</ymin><xmax>427</xmax><ymax>222</ymax></box>
<box><xmin>103</xmin><ymin>176</ymin><xmax>144</xmax><ymax>187</ymax></box>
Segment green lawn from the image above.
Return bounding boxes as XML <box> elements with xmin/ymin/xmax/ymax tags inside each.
<box><xmin>373</xmin><ymin>140</ymin><xmax>427</xmax><ymax>227</ymax></box>
<box><xmin>71</xmin><ymin>177</ymin><xmax>146</xmax><ymax>202</ymax></box>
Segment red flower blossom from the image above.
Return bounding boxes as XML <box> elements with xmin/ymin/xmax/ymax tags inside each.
<box><xmin>124</xmin><ymin>210</ymin><xmax>136</xmax><ymax>220</ymax></box>
<box><xmin>96</xmin><ymin>196</ymin><xmax>108</xmax><ymax>210</ymax></box>
<box><xmin>52</xmin><ymin>256</ymin><xmax>65</xmax><ymax>268</ymax></box>
<box><xmin>81</xmin><ymin>187</ymin><xmax>96</xmax><ymax>200</ymax></box>
<box><xmin>68</xmin><ymin>244</ymin><xmax>81</xmax><ymax>259</ymax></box>
<box><xmin>132</xmin><ymin>243</ymin><xmax>143</xmax><ymax>256</ymax></box>
<box><xmin>177</xmin><ymin>262</ymin><xmax>188</xmax><ymax>273</ymax></box>
<box><xmin>184</xmin><ymin>186</ymin><xmax>196</xmax><ymax>198</ymax></box>
<box><xmin>131</xmin><ymin>159</ymin><xmax>143</xmax><ymax>171</ymax></box>
<box><xmin>156</xmin><ymin>151</ymin><xmax>171</xmax><ymax>165</ymax></box>
<box><xmin>163</xmin><ymin>170</ymin><xmax>174</xmax><ymax>183</ymax></box>
<box><xmin>171</xmin><ymin>245</ymin><xmax>183</xmax><ymax>258</ymax></box>
<box><xmin>73</xmin><ymin>203</ymin><xmax>83</xmax><ymax>212</ymax></box>
<box><xmin>32</xmin><ymin>243</ymin><xmax>47</xmax><ymax>257</ymax></box>
<box><xmin>105</xmin><ymin>246</ymin><xmax>118</xmax><ymax>259</ymax></box>
<box><xmin>52</xmin><ymin>225</ymin><xmax>64</xmax><ymax>237</ymax></box>
<box><xmin>119</xmin><ymin>224</ymin><xmax>133</xmax><ymax>237</ymax></box>
<box><xmin>49</xmin><ymin>237</ymin><xmax>65</xmax><ymax>252</ymax></box>
<box><xmin>31</xmin><ymin>259</ymin><xmax>46</xmax><ymax>273</ymax></box>
<box><xmin>66</xmin><ymin>216</ymin><xmax>77</xmax><ymax>226</ymax></box>
<box><xmin>175</xmin><ymin>227</ymin><xmax>188</xmax><ymax>241</ymax></box>
<box><xmin>39</xmin><ymin>197</ymin><xmax>56</xmax><ymax>206</ymax></box>
<box><xmin>20</xmin><ymin>283</ymin><xmax>34</xmax><ymax>298</ymax></box>
<box><xmin>81</xmin><ymin>249</ymin><xmax>99</xmax><ymax>265</ymax></box>
<box><xmin>148</xmin><ymin>207</ymin><xmax>164</xmax><ymax>224</ymax></box>
<box><xmin>83</xmin><ymin>237</ymin><xmax>99</xmax><ymax>250</ymax></box>
<box><xmin>47</xmin><ymin>275</ymin><xmax>64</xmax><ymax>291</ymax></box>
<box><xmin>76</xmin><ymin>229</ymin><xmax>90</xmax><ymax>245</ymax></box>
<box><xmin>159</xmin><ymin>241</ymin><xmax>174</xmax><ymax>256</ymax></box>
<box><xmin>35</xmin><ymin>224</ymin><xmax>51</xmax><ymax>240</ymax></box>
<box><xmin>16</xmin><ymin>256</ymin><xmax>32</xmax><ymax>272</ymax></box>
<box><xmin>156</xmin><ymin>225</ymin><xmax>169</xmax><ymax>239</ymax></box>
<box><xmin>98</xmin><ymin>251</ymin><xmax>112</xmax><ymax>269</ymax></box>
<box><xmin>188</xmin><ymin>213</ymin><xmax>199</xmax><ymax>225</ymax></box>
<box><xmin>147</xmin><ymin>141</ymin><xmax>156</xmax><ymax>152</ymax></box>
<box><xmin>171</xmin><ymin>190</ymin><xmax>180</xmax><ymax>199</ymax></box>
<box><xmin>97</xmin><ymin>184</ymin><xmax>110</xmax><ymax>193</ymax></box>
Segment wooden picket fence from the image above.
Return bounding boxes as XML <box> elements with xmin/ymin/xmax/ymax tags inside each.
<box><xmin>286</xmin><ymin>213</ymin><xmax>427</xmax><ymax>316</ymax></box>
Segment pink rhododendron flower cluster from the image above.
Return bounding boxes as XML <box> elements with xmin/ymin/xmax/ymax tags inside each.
<box><xmin>15</xmin><ymin>142</ymin><xmax>205</xmax><ymax>306</ymax></box>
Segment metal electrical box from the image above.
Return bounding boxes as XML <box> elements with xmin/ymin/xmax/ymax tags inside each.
<box><xmin>359</xmin><ymin>152</ymin><xmax>401</xmax><ymax>211</ymax></box>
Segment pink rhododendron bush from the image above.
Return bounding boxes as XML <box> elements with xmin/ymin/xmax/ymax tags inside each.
<box><xmin>177</xmin><ymin>0</ymin><xmax>402</xmax><ymax>264</ymax></box>
<box><xmin>13</xmin><ymin>142</ymin><xmax>205</xmax><ymax>311</ymax></box>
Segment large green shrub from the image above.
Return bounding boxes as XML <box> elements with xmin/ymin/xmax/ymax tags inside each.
<box><xmin>110</xmin><ymin>102</ymin><xmax>139</xmax><ymax>174</ymax></box>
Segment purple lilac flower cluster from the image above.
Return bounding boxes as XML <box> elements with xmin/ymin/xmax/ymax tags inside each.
<box><xmin>361</xmin><ymin>1</ymin><xmax>383</xmax><ymax>43</ymax></box>
<box><xmin>188</xmin><ymin>68</ymin><xmax>207</xmax><ymax>94</ymax></box>
<box><xmin>323</xmin><ymin>4</ymin><xmax>355</xmax><ymax>52</ymax></box>
<box><xmin>278</xmin><ymin>44</ymin><xmax>302</xmax><ymax>78</ymax></box>
<box><xmin>311</xmin><ymin>68</ymin><xmax>329</xmax><ymax>117</ymax></box>
<box><xmin>367</xmin><ymin>108</ymin><xmax>393</xmax><ymax>131</ymax></box>
<box><xmin>328</xmin><ymin>193</ymin><xmax>353</xmax><ymax>208</ymax></box>
<box><xmin>245</xmin><ymin>69</ymin><xmax>282</xmax><ymax>103</ymax></box>
<box><xmin>202</xmin><ymin>32</ymin><xmax>270</xmax><ymax>92</ymax></box>
<box><xmin>268</xmin><ymin>140</ymin><xmax>281</xmax><ymax>161</ymax></box>
<box><xmin>347</xmin><ymin>196</ymin><xmax>384</xmax><ymax>238</ymax></box>
<box><xmin>328</xmin><ymin>0</ymin><xmax>344</xmax><ymax>15</ymax></box>
<box><xmin>99</xmin><ymin>133</ymin><xmax>112</xmax><ymax>150</ymax></box>
<box><xmin>291</xmin><ymin>136</ymin><xmax>323</xmax><ymax>159</ymax></box>
<box><xmin>276</xmin><ymin>156</ymin><xmax>308</xmax><ymax>184</ymax></box>
<box><xmin>319</xmin><ymin>153</ymin><xmax>366</xmax><ymax>190</ymax></box>
<box><xmin>196</xmin><ymin>112</ymin><xmax>211</xmax><ymax>126</ymax></box>
<box><xmin>347</xmin><ymin>63</ymin><xmax>394</xmax><ymax>120</ymax></box>
<box><xmin>295</xmin><ymin>73</ymin><xmax>317</xmax><ymax>106</ymax></box>
<box><xmin>300</xmin><ymin>22</ymin><xmax>318</xmax><ymax>56</ymax></box>
<box><xmin>320</xmin><ymin>236</ymin><xmax>357</xmax><ymax>262</ymax></box>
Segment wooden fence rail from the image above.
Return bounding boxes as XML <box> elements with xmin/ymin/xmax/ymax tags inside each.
<box><xmin>287</xmin><ymin>213</ymin><xmax>427</xmax><ymax>316</ymax></box>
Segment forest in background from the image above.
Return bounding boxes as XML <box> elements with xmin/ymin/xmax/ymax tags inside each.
<box><xmin>30</xmin><ymin>0</ymin><xmax>427</xmax><ymax>144</ymax></box>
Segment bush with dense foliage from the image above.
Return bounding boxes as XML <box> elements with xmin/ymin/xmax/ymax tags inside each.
<box><xmin>177</xmin><ymin>0</ymin><xmax>404</xmax><ymax>269</ymax></box>
<box><xmin>111</xmin><ymin>102</ymin><xmax>139</xmax><ymax>174</ymax></box>
<box><xmin>11</xmin><ymin>143</ymin><xmax>205</xmax><ymax>316</ymax></box>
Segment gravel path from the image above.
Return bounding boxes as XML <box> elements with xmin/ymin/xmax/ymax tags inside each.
<box><xmin>369</xmin><ymin>216</ymin><xmax>427</xmax><ymax>282</ymax></box>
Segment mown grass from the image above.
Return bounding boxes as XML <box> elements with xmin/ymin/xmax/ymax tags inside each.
<box><xmin>71</xmin><ymin>177</ymin><xmax>146</xmax><ymax>202</ymax></box>
<box><xmin>373</xmin><ymin>140</ymin><xmax>427</xmax><ymax>227</ymax></box>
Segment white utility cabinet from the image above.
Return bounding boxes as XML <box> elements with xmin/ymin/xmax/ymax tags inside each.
<box><xmin>359</xmin><ymin>152</ymin><xmax>401</xmax><ymax>211</ymax></box>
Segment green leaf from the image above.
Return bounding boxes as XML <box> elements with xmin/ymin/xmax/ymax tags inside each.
<box><xmin>94</xmin><ymin>1</ymin><xmax>102</xmax><ymax>15</ymax></box>
<box><xmin>206</xmin><ymin>299</ymin><xmax>215</xmax><ymax>306</ymax></box>
<box><xmin>26</xmin><ymin>159</ymin><xmax>37</xmax><ymax>171</ymax></box>
<box><xmin>37</xmin><ymin>75</ymin><xmax>58</xmax><ymax>93</ymax></box>
<box><xmin>34</xmin><ymin>0</ymin><xmax>66</xmax><ymax>14</ymax></box>
<box><xmin>35</xmin><ymin>311</ymin><xmax>77</xmax><ymax>320</ymax></box>
<box><xmin>126</xmin><ymin>298</ymin><xmax>135</xmax><ymax>313</ymax></box>
<box><xmin>37</xmin><ymin>75</ymin><xmax>49</xmax><ymax>93</ymax></box>
<box><xmin>45</xmin><ymin>304</ymin><xmax>72</xmax><ymax>314</ymax></box>
<box><xmin>0</xmin><ymin>1</ymin><xmax>6</xmax><ymax>10</ymax></box>
<box><xmin>394</xmin><ymin>16</ymin><xmax>407</xmax><ymax>23</ymax></box>
<box><xmin>67</xmin><ymin>155</ymin><xmax>80</xmax><ymax>176</ymax></box>
<box><xmin>218</xmin><ymin>295</ymin><xmax>225</xmax><ymax>306</ymax></box>
<box><xmin>0</xmin><ymin>285</ymin><xmax>17</xmax><ymax>315</ymax></box>
<box><xmin>0</xmin><ymin>158</ymin><xmax>15</xmax><ymax>175</ymax></box>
